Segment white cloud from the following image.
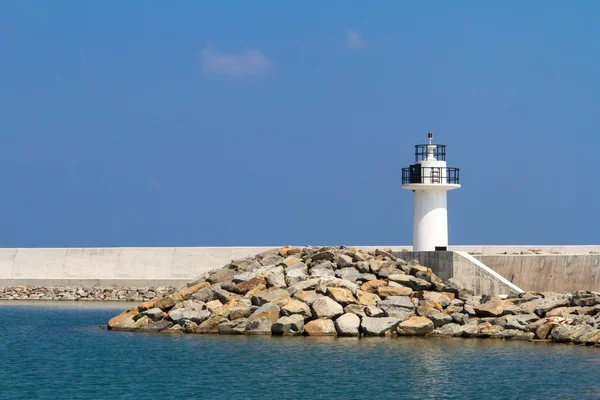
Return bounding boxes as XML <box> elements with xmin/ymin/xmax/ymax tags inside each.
<box><xmin>344</xmin><ymin>30</ymin><xmax>366</xmax><ymax>50</ymax></box>
<box><xmin>200</xmin><ymin>46</ymin><xmax>273</xmax><ymax>79</ymax></box>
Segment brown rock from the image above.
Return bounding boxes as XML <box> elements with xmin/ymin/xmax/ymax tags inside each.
<box><xmin>473</xmin><ymin>298</ymin><xmax>504</xmax><ymax>317</ymax></box>
<box><xmin>360</xmin><ymin>280</ymin><xmax>388</xmax><ymax>294</ymax></box>
<box><xmin>233</xmin><ymin>277</ymin><xmax>267</xmax><ymax>294</ymax></box>
<box><xmin>154</xmin><ymin>296</ymin><xmax>177</xmax><ymax>310</ymax></box>
<box><xmin>108</xmin><ymin>307</ymin><xmax>139</xmax><ymax>330</ymax></box>
<box><xmin>397</xmin><ymin>316</ymin><xmax>434</xmax><ymax>336</ymax></box>
<box><xmin>304</xmin><ymin>319</ymin><xmax>337</xmax><ymax>336</ymax></box>
<box><xmin>281</xmin><ymin>300</ymin><xmax>311</xmax><ymax>319</ymax></box>
<box><xmin>249</xmin><ymin>303</ymin><xmax>280</xmax><ymax>323</ymax></box>
<box><xmin>356</xmin><ymin>290</ymin><xmax>381</xmax><ymax>306</ymax></box>
<box><xmin>327</xmin><ymin>287</ymin><xmax>358</xmax><ymax>306</ymax></box>
<box><xmin>535</xmin><ymin>321</ymin><xmax>558</xmax><ymax>339</ymax></box>
<box><xmin>196</xmin><ymin>315</ymin><xmax>228</xmax><ymax>334</ymax></box>
<box><xmin>418</xmin><ymin>291</ymin><xmax>451</xmax><ymax>308</ymax></box>
<box><xmin>378</xmin><ymin>286</ymin><xmax>413</xmax><ymax>298</ymax></box>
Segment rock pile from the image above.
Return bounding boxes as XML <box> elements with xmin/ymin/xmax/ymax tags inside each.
<box><xmin>0</xmin><ymin>286</ymin><xmax>173</xmax><ymax>301</ymax></box>
<box><xmin>107</xmin><ymin>246</ymin><xmax>600</xmax><ymax>347</ymax></box>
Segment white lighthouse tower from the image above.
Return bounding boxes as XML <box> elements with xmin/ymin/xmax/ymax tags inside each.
<box><xmin>401</xmin><ymin>133</ymin><xmax>461</xmax><ymax>251</ymax></box>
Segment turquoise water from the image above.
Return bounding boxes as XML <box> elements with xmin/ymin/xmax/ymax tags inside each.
<box><xmin>1</xmin><ymin>302</ymin><xmax>599</xmax><ymax>400</ymax></box>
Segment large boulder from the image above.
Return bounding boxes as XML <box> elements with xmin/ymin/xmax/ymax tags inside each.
<box><xmin>108</xmin><ymin>308</ymin><xmax>139</xmax><ymax>330</ymax></box>
<box><xmin>377</xmin><ymin>286</ymin><xmax>413</xmax><ymax>298</ymax></box>
<box><xmin>360</xmin><ymin>317</ymin><xmax>402</xmax><ymax>336</ymax></box>
<box><xmin>304</xmin><ymin>319</ymin><xmax>337</xmax><ymax>336</ymax></box>
<box><xmin>272</xmin><ymin>315</ymin><xmax>305</xmax><ymax>336</ymax></box>
<box><xmin>245</xmin><ymin>318</ymin><xmax>274</xmax><ymax>335</ymax></box>
<box><xmin>473</xmin><ymin>298</ymin><xmax>504</xmax><ymax>317</ymax></box>
<box><xmin>141</xmin><ymin>307</ymin><xmax>166</xmax><ymax>322</ymax></box>
<box><xmin>397</xmin><ymin>316</ymin><xmax>435</xmax><ymax>336</ymax></box>
<box><xmin>251</xmin><ymin>287</ymin><xmax>291</xmax><ymax>306</ymax></box>
<box><xmin>219</xmin><ymin>318</ymin><xmax>250</xmax><ymax>335</ymax></box>
<box><xmin>334</xmin><ymin>313</ymin><xmax>361</xmax><ymax>336</ymax></box>
<box><xmin>248</xmin><ymin>303</ymin><xmax>280</xmax><ymax>323</ymax></box>
<box><xmin>139</xmin><ymin>320</ymin><xmax>173</xmax><ymax>332</ymax></box>
<box><xmin>168</xmin><ymin>300</ymin><xmax>210</xmax><ymax>325</ymax></box>
<box><xmin>327</xmin><ymin>287</ymin><xmax>358</xmax><ymax>306</ymax></box>
<box><xmin>312</xmin><ymin>297</ymin><xmax>344</xmax><ymax>319</ymax></box>
<box><xmin>356</xmin><ymin>290</ymin><xmax>381</xmax><ymax>306</ymax></box>
<box><xmin>281</xmin><ymin>300</ymin><xmax>312</xmax><ymax>319</ymax></box>
<box><xmin>378</xmin><ymin>296</ymin><xmax>414</xmax><ymax>310</ymax></box>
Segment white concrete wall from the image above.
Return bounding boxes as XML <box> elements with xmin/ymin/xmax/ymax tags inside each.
<box><xmin>1</xmin><ymin>245</ymin><xmax>599</xmax><ymax>289</ymax></box>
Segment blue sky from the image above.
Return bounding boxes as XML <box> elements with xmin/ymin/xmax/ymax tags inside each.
<box><xmin>1</xmin><ymin>1</ymin><xmax>599</xmax><ymax>247</ymax></box>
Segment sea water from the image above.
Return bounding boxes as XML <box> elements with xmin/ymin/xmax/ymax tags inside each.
<box><xmin>0</xmin><ymin>302</ymin><xmax>598</xmax><ymax>399</ymax></box>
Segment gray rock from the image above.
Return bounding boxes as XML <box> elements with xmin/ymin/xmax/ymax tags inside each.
<box><xmin>534</xmin><ymin>298</ymin><xmax>571</xmax><ymax>316</ymax></box>
<box><xmin>231</xmin><ymin>257</ymin><xmax>262</xmax><ymax>271</ymax></box>
<box><xmin>337</xmin><ymin>254</ymin><xmax>354</xmax><ymax>268</ymax></box>
<box><xmin>359</xmin><ymin>273</ymin><xmax>377</xmax><ymax>281</ymax></box>
<box><xmin>375</xmin><ymin>249</ymin><xmax>397</xmax><ymax>261</ymax></box>
<box><xmin>334</xmin><ymin>313</ymin><xmax>361</xmax><ymax>336</ymax></box>
<box><xmin>285</xmin><ymin>262</ymin><xmax>308</xmax><ymax>274</ymax></box>
<box><xmin>344</xmin><ymin>304</ymin><xmax>368</xmax><ymax>318</ymax></box>
<box><xmin>232</xmin><ymin>271</ymin><xmax>257</xmax><ymax>283</ymax></box>
<box><xmin>355</xmin><ymin>261</ymin><xmax>370</xmax><ymax>273</ymax></box>
<box><xmin>260</xmin><ymin>254</ymin><xmax>284</xmax><ymax>267</ymax></box>
<box><xmin>137</xmin><ymin>320</ymin><xmax>173</xmax><ymax>332</ymax></box>
<box><xmin>388</xmin><ymin>274</ymin><xmax>430</xmax><ymax>290</ymax></box>
<box><xmin>251</xmin><ymin>287</ymin><xmax>291</xmax><ymax>306</ymax></box>
<box><xmin>317</xmin><ymin>277</ymin><xmax>360</xmax><ymax>294</ymax></box>
<box><xmin>272</xmin><ymin>315</ymin><xmax>305</xmax><ymax>336</ymax></box>
<box><xmin>310</xmin><ymin>265</ymin><xmax>336</xmax><ymax>278</ymax></box>
<box><xmin>384</xmin><ymin>307</ymin><xmax>415</xmax><ymax>320</ymax></box>
<box><xmin>218</xmin><ymin>318</ymin><xmax>250</xmax><ymax>335</ymax></box>
<box><xmin>361</xmin><ymin>317</ymin><xmax>402</xmax><ymax>336</ymax></box>
<box><xmin>429</xmin><ymin>313</ymin><xmax>453</xmax><ymax>328</ymax></box>
<box><xmin>451</xmin><ymin>313</ymin><xmax>469</xmax><ymax>325</ymax></box>
<box><xmin>206</xmin><ymin>267</ymin><xmax>238</xmax><ymax>284</ymax></box>
<box><xmin>364</xmin><ymin>305</ymin><xmax>385</xmax><ymax>317</ymax></box>
<box><xmin>571</xmin><ymin>292</ymin><xmax>600</xmax><ymax>307</ymax></box>
<box><xmin>285</xmin><ymin>268</ymin><xmax>309</xmax><ymax>286</ymax></box>
<box><xmin>312</xmin><ymin>297</ymin><xmax>344</xmax><ymax>319</ymax></box>
<box><xmin>141</xmin><ymin>307</ymin><xmax>166</xmax><ymax>322</ymax></box>
<box><xmin>335</xmin><ymin>267</ymin><xmax>362</xmax><ymax>282</ymax></box>
<box><xmin>190</xmin><ymin>284</ymin><xmax>220</xmax><ymax>302</ymax></box>
<box><xmin>288</xmin><ymin>278</ymin><xmax>321</xmax><ymax>293</ymax></box>
<box><xmin>377</xmin><ymin>296</ymin><xmax>414</xmax><ymax>310</ymax></box>
<box><xmin>212</xmin><ymin>288</ymin><xmax>240</xmax><ymax>304</ymax></box>
<box><xmin>293</xmin><ymin>290</ymin><xmax>324</xmax><ymax>305</ymax></box>
<box><xmin>168</xmin><ymin>300</ymin><xmax>210</xmax><ymax>325</ymax></box>
<box><xmin>368</xmin><ymin>260</ymin><xmax>384</xmax><ymax>274</ymax></box>
<box><xmin>494</xmin><ymin>314</ymin><xmax>539</xmax><ymax>330</ymax></box>
<box><xmin>434</xmin><ymin>322</ymin><xmax>463</xmax><ymax>336</ymax></box>
<box><xmin>266</xmin><ymin>266</ymin><xmax>287</xmax><ymax>288</ymax></box>
<box><xmin>245</xmin><ymin>318</ymin><xmax>274</xmax><ymax>335</ymax></box>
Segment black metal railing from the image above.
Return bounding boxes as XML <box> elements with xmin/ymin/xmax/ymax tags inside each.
<box><xmin>402</xmin><ymin>166</ymin><xmax>460</xmax><ymax>185</ymax></box>
<box><xmin>415</xmin><ymin>144</ymin><xmax>446</xmax><ymax>162</ymax></box>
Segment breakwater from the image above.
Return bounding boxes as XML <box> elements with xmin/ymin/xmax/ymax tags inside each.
<box><xmin>107</xmin><ymin>246</ymin><xmax>600</xmax><ymax>347</ymax></box>
<box><xmin>0</xmin><ymin>286</ymin><xmax>172</xmax><ymax>301</ymax></box>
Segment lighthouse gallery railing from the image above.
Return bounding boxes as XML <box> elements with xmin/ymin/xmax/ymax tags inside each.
<box><xmin>402</xmin><ymin>166</ymin><xmax>460</xmax><ymax>185</ymax></box>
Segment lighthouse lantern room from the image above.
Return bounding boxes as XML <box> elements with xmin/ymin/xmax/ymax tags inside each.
<box><xmin>401</xmin><ymin>133</ymin><xmax>461</xmax><ymax>252</ymax></box>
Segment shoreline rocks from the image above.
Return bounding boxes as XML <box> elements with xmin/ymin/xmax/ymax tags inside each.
<box><xmin>0</xmin><ymin>286</ymin><xmax>173</xmax><ymax>301</ymax></box>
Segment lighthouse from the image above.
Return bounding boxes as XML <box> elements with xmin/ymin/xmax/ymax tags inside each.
<box><xmin>401</xmin><ymin>133</ymin><xmax>460</xmax><ymax>251</ymax></box>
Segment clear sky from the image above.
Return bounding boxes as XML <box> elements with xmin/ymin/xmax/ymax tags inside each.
<box><xmin>1</xmin><ymin>1</ymin><xmax>599</xmax><ymax>247</ymax></box>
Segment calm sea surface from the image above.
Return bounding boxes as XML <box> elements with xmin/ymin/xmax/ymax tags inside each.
<box><xmin>0</xmin><ymin>302</ymin><xmax>599</xmax><ymax>400</ymax></box>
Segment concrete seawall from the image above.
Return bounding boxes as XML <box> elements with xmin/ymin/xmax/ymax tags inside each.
<box><xmin>1</xmin><ymin>245</ymin><xmax>599</xmax><ymax>292</ymax></box>
<box><xmin>474</xmin><ymin>254</ymin><xmax>600</xmax><ymax>292</ymax></box>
